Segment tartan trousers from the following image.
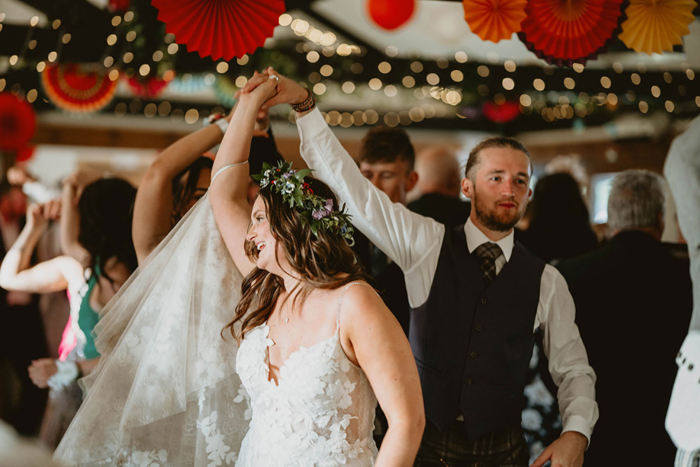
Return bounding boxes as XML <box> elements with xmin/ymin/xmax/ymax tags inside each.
<box><xmin>414</xmin><ymin>420</ymin><xmax>530</xmax><ymax>467</ymax></box>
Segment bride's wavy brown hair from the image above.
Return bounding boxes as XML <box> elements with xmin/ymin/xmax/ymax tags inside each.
<box><xmin>224</xmin><ymin>177</ymin><xmax>366</xmax><ymax>342</ymax></box>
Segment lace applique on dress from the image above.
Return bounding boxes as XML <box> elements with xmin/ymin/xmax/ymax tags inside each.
<box><xmin>235</xmin><ymin>283</ymin><xmax>378</xmax><ymax>466</ymax></box>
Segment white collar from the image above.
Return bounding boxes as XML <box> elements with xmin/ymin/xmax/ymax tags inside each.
<box><xmin>464</xmin><ymin>218</ymin><xmax>514</xmax><ymax>261</ymax></box>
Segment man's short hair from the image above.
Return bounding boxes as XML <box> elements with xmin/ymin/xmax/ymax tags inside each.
<box><xmin>608</xmin><ymin>169</ymin><xmax>666</xmax><ymax>232</ymax></box>
<box><xmin>360</xmin><ymin>126</ymin><xmax>415</xmax><ymax>171</ymax></box>
<box><xmin>464</xmin><ymin>137</ymin><xmax>531</xmax><ymax>180</ymax></box>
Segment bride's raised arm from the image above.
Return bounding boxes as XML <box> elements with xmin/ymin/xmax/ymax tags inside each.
<box><xmin>209</xmin><ymin>75</ymin><xmax>278</xmax><ymax>277</ymax></box>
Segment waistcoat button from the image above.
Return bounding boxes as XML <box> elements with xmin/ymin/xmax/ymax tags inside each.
<box><xmin>480</xmin><ymin>297</ymin><xmax>487</xmax><ymax>305</ymax></box>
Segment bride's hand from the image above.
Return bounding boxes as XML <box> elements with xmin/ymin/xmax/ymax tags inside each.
<box><xmin>239</xmin><ymin>73</ymin><xmax>278</xmax><ymax>106</ymax></box>
<box><xmin>243</xmin><ymin>67</ymin><xmax>308</xmax><ymax>110</ymax></box>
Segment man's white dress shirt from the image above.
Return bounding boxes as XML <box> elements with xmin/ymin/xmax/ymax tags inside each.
<box><xmin>296</xmin><ymin>107</ymin><xmax>598</xmax><ymax>443</ymax></box>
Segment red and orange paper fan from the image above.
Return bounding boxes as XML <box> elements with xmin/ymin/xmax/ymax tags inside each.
<box><xmin>152</xmin><ymin>0</ymin><xmax>286</xmax><ymax>61</ymax></box>
<box><xmin>41</xmin><ymin>64</ymin><xmax>118</xmax><ymax>114</ymax></box>
<box><xmin>619</xmin><ymin>0</ymin><xmax>697</xmax><ymax>55</ymax></box>
<box><xmin>518</xmin><ymin>0</ymin><xmax>627</xmax><ymax>66</ymax></box>
<box><xmin>0</xmin><ymin>93</ymin><xmax>36</xmax><ymax>152</ymax></box>
<box><xmin>462</xmin><ymin>0</ymin><xmax>527</xmax><ymax>43</ymax></box>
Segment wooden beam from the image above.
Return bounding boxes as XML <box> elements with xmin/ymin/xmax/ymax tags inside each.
<box><xmin>32</xmin><ymin>122</ymin><xmax>190</xmax><ymax>150</ymax></box>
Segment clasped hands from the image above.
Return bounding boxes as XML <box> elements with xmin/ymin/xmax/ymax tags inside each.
<box><xmin>237</xmin><ymin>67</ymin><xmax>309</xmax><ymax>112</ymax></box>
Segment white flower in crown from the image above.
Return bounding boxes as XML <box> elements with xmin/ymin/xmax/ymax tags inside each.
<box><xmin>282</xmin><ymin>181</ymin><xmax>295</xmax><ymax>195</ymax></box>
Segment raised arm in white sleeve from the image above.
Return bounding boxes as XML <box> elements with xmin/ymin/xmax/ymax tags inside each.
<box><xmin>538</xmin><ymin>265</ymin><xmax>599</xmax><ymax>444</ymax></box>
<box><xmin>664</xmin><ymin>115</ymin><xmax>700</xmax><ymax>456</ymax></box>
<box><xmin>296</xmin><ymin>108</ymin><xmax>444</xmax><ymax>308</ymax></box>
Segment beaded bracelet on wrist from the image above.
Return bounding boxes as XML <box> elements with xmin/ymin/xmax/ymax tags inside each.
<box><xmin>290</xmin><ymin>90</ymin><xmax>316</xmax><ymax>113</ymax></box>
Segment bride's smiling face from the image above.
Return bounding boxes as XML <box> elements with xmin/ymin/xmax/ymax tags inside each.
<box><xmin>246</xmin><ymin>196</ymin><xmax>284</xmax><ymax>274</ymax></box>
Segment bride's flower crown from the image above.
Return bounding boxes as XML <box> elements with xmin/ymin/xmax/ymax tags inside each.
<box><xmin>252</xmin><ymin>161</ymin><xmax>355</xmax><ymax>246</ymax></box>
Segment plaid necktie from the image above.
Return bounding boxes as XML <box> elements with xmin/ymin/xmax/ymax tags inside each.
<box><xmin>473</xmin><ymin>242</ymin><xmax>503</xmax><ymax>287</ymax></box>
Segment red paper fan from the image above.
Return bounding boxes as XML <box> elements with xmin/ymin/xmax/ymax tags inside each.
<box><xmin>0</xmin><ymin>93</ymin><xmax>37</xmax><ymax>152</ymax></box>
<box><xmin>16</xmin><ymin>145</ymin><xmax>36</xmax><ymax>163</ymax></box>
<box><xmin>518</xmin><ymin>0</ymin><xmax>627</xmax><ymax>67</ymax></box>
<box><xmin>482</xmin><ymin>101</ymin><xmax>521</xmax><ymax>123</ymax></box>
<box><xmin>152</xmin><ymin>0</ymin><xmax>286</xmax><ymax>61</ymax></box>
<box><xmin>127</xmin><ymin>76</ymin><xmax>169</xmax><ymax>99</ymax></box>
<box><xmin>41</xmin><ymin>64</ymin><xmax>118</xmax><ymax>113</ymax></box>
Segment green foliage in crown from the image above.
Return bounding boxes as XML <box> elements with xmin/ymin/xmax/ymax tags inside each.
<box><xmin>252</xmin><ymin>161</ymin><xmax>355</xmax><ymax>246</ymax></box>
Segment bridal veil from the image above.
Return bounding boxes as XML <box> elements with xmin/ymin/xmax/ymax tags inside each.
<box><xmin>54</xmin><ymin>194</ymin><xmax>250</xmax><ymax>466</ymax></box>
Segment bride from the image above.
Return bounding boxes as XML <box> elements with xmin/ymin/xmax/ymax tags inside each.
<box><xmin>211</xmin><ymin>74</ymin><xmax>424</xmax><ymax>465</ymax></box>
<box><xmin>54</xmin><ymin>74</ymin><xmax>424</xmax><ymax>467</ymax></box>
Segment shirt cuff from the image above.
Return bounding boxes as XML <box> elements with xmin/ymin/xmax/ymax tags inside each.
<box><xmin>47</xmin><ymin>360</ymin><xmax>79</xmax><ymax>392</ymax></box>
<box><xmin>562</xmin><ymin>415</ymin><xmax>592</xmax><ymax>449</ymax></box>
<box><xmin>295</xmin><ymin>107</ymin><xmax>326</xmax><ymax>139</ymax></box>
<box><xmin>22</xmin><ymin>181</ymin><xmax>62</xmax><ymax>203</ymax></box>
<box><xmin>667</xmin><ymin>331</ymin><xmax>700</xmax><ymax>451</ymax></box>
<box><xmin>675</xmin><ymin>448</ymin><xmax>700</xmax><ymax>467</ymax></box>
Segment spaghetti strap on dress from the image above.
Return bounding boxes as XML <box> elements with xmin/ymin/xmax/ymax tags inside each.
<box><xmin>235</xmin><ymin>281</ymin><xmax>378</xmax><ymax>466</ymax></box>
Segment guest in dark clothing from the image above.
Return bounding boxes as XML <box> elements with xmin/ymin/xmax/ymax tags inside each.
<box><xmin>515</xmin><ymin>173</ymin><xmax>598</xmax><ymax>460</ymax></box>
<box><xmin>0</xmin><ymin>182</ymin><xmax>47</xmax><ymax>437</ymax></box>
<box><xmin>517</xmin><ymin>173</ymin><xmax>598</xmax><ymax>264</ymax></box>
<box><xmin>557</xmin><ymin>169</ymin><xmax>692</xmax><ymax>467</ymax></box>
<box><xmin>408</xmin><ymin>147</ymin><xmax>470</xmax><ymax>227</ymax></box>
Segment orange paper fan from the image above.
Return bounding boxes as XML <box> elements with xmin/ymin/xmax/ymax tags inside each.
<box><xmin>519</xmin><ymin>0</ymin><xmax>627</xmax><ymax>66</ymax></box>
<box><xmin>463</xmin><ymin>0</ymin><xmax>527</xmax><ymax>43</ymax></box>
<box><xmin>618</xmin><ymin>0</ymin><xmax>697</xmax><ymax>55</ymax></box>
<box><xmin>152</xmin><ymin>0</ymin><xmax>286</xmax><ymax>61</ymax></box>
<box><xmin>41</xmin><ymin>64</ymin><xmax>118</xmax><ymax>114</ymax></box>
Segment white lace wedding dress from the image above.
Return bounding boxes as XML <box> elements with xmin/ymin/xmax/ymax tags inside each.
<box><xmin>235</xmin><ymin>283</ymin><xmax>379</xmax><ymax>466</ymax></box>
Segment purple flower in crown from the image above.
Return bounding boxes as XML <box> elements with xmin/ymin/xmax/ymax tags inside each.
<box><xmin>312</xmin><ymin>199</ymin><xmax>334</xmax><ymax>220</ymax></box>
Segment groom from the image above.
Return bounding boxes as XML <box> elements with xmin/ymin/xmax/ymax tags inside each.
<box><xmin>248</xmin><ymin>71</ymin><xmax>597</xmax><ymax>467</ymax></box>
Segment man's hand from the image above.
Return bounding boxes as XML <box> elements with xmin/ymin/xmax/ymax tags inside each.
<box><xmin>28</xmin><ymin>358</ymin><xmax>58</xmax><ymax>389</ymax></box>
<box><xmin>530</xmin><ymin>431</ymin><xmax>587</xmax><ymax>467</ymax></box>
<box><xmin>7</xmin><ymin>165</ymin><xmax>36</xmax><ymax>186</ymax></box>
<box><xmin>242</xmin><ymin>67</ymin><xmax>308</xmax><ymax>110</ymax></box>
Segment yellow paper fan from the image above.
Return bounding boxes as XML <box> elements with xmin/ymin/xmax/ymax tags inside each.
<box><xmin>619</xmin><ymin>0</ymin><xmax>697</xmax><ymax>55</ymax></box>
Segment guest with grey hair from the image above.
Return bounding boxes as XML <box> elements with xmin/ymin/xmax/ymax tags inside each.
<box><xmin>607</xmin><ymin>169</ymin><xmax>666</xmax><ymax>236</ymax></box>
<box><xmin>556</xmin><ymin>169</ymin><xmax>693</xmax><ymax>467</ymax></box>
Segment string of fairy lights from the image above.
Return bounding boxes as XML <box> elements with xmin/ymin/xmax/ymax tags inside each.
<box><xmin>0</xmin><ymin>8</ymin><xmax>698</xmax><ymax>130</ymax></box>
